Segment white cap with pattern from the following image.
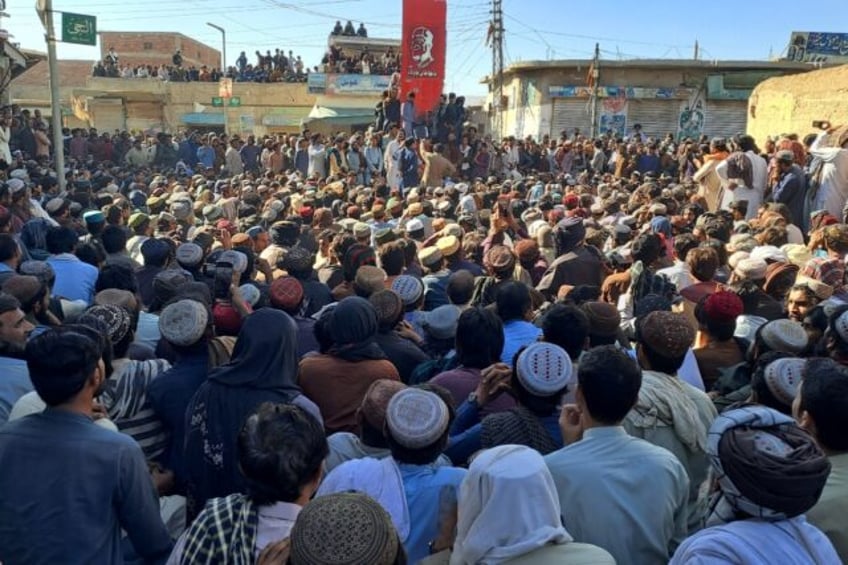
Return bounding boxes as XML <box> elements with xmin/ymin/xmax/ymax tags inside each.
<box><xmin>516</xmin><ymin>342</ymin><xmax>573</xmax><ymax>397</ymax></box>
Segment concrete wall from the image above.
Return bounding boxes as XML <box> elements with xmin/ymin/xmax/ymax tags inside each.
<box><xmin>747</xmin><ymin>64</ymin><xmax>848</xmax><ymax>147</ymax></box>
<box><xmin>80</xmin><ymin>78</ymin><xmax>317</xmax><ymax>135</ymax></box>
<box><xmin>491</xmin><ymin>61</ymin><xmax>815</xmax><ymax>140</ymax></box>
<box><xmin>99</xmin><ymin>32</ymin><xmax>221</xmax><ymax>69</ymax></box>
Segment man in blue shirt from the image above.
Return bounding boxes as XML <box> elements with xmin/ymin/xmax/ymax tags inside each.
<box><xmin>385</xmin><ymin>388</ymin><xmax>466</xmax><ymax>563</ymax></box>
<box><xmin>0</xmin><ymin>327</ymin><xmax>172</xmax><ymax>565</ymax></box>
<box><xmin>0</xmin><ymin>293</ymin><xmax>34</xmax><ymax>423</ymax></box>
<box><xmin>496</xmin><ymin>280</ymin><xmax>542</xmax><ymax>364</ymax></box>
<box><xmin>545</xmin><ymin>346</ymin><xmax>689</xmax><ymax>565</ymax></box>
<box><xmin>45</xmin><ymin>226</ymin><xmax>98</xmax><ymax>305</ymax></box>
<box><xmin>239</xmin><ymin>135</ymin><xmax>262</xmax><ymax>173</ymax></box>
<box><xmin>195</xmin><ymin>136</ymin><xmax>216</xmax><ymax>170</ymax></box>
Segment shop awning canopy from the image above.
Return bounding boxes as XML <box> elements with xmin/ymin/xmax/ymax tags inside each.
<box><xmin>305</xmin><ymin>105</ymin><xmax>374</xmax><ymax>124</ymax></box>
<box><xmin>181</xmin><ymin>112</ymin><xmax>225</xmax><ymax>126</ymax></box>
<box><xmin>262</xmin><ymin>107</ymin><xmax>309</xmax><ymax>127</ymax></box>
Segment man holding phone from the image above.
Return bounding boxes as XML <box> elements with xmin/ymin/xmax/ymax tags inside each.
<box><xmin>807</xmin><ymin>121</ymin><xmax>848</xmax><ymax>222</ymax></box>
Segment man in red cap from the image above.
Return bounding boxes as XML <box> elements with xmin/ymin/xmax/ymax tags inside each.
<box><xmin>693</xmin><ymin>290</ymin><xmax>746</xmax><ymax>391</ymax></box>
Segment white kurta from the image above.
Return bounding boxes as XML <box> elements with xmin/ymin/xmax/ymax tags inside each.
<box><xmin>810</xmin><ymin>133</ymin><xmax>848</xmax><ymax>220</ymax></box>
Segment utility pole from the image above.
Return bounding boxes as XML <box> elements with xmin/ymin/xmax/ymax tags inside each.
<box><xmin>589</xmin><ymin>43</ymin><xmax>600</xmax><ymax>139</ymax></box>
<box><xmin>491</xmin><ymin>0</ymin><xmax>503</xmax><ymax>140</ymax></box>
<box><xmin>694</xmin><ymin>39</ymin><xmax>699</xmax><ymax>60</ymax></box>
<box><xmin>35</xmin><ymin>0</ymin><xmax>65</xmax><ymax>191</ymax></box>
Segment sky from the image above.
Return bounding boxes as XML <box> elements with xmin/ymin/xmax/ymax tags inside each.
<box><xmin>5</xmin><ymin>0</ymin><xmax>847</xmax><ymax>96</ymax></box>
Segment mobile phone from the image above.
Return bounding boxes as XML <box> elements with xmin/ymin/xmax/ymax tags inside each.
<box><xmin>812</xmin><ymin>120</ymin><xmax>828</xmax><ymax>130</ymax></box>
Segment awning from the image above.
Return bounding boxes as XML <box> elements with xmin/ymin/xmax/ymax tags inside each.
<box><xmin>180</xmin><ymin>112</ymin><xmax>225</xmax><ymax>126</ymax></box>
<box><xmin>305</xmin><ymin>105</ymin><xmax>374</xmax><ymax>125</ymax></box>
<box><xmin>261</xmin><ymin>107</ymin><xmax>308</xmax><ymax>127</ymax></box>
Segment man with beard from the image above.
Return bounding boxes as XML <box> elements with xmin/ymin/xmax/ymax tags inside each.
<box><xmin>0</xmin><ymin>293</ymin><xmax>34</xmax><ymax>423</ymax></box>
<box><xmin>2</xmin><ymin>275</ymin><xmax>60</xmax><ymax>333</ymax></box>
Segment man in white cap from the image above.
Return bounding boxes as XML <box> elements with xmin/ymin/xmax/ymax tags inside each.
<box><xmin>383</xmin><ymin>388</ymin><xmax>466</xmax><ymax>563</ymax></box>
<box><xmin>147</xmin><ymin>299</ymin><xmax>212</xmax><ymax>491</ymax></box>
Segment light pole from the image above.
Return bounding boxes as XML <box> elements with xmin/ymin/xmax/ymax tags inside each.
<box><xmin>206</xmin><ymin>22</ymin><xmax>226</xmax><ymax>76</ymax></box>
<box><xmin>35</xmin><ymin>0</ymin><xmax>65</xmax><ymax>191</ymax></box>
<box><xmin>206</xmin><ymin>22</ymin><xmax>228</xmax><ymax>134</ymax></box>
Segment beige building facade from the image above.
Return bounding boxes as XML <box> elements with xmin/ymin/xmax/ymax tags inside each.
<box><xmin>488</xmin><ymin>59</ymin><xmax>817</xmax><ymax>142</ymax></box>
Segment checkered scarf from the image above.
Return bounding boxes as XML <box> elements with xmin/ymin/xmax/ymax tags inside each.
<box><xmin>180</xmin><ymin>494</ymin><xmax>258</xmax><ymax>565</ymax></box>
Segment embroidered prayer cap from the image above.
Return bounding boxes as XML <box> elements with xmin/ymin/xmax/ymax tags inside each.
<box><xmin>85</xmin><ymin>304</ymin><xmax>132</xmax><ymax>345</ymax></box>
<box><xmin>484</xmin><ymin>244</ymin><xmax>515</xmax><ymax>272</ymax></box>
<box><xmin>175</xmin><ymin>242</ymin><xmax>204</xmax><ymax>268</ymax></box>
<box><xmin>369</xmin><ymin>290</ymin><xmax>404</xmax><ymax>328</ymax></box>
<box><xmin>360</xmin><ymin>378</ymin><xmax>407</xmax><ymax>432</ymax></box>
<box><xmin>639</xmin><ymin>310</ymin><xmax>694</xmax><ymax>358</ymax></box>
<box><xmin>354</xmin><ymin>265</ymin><xmax>388</xmax><ymax>296</ymax></box>
<box><xmin>158</xmin><ymin>299</ymin><xmax>208</xmax><ymax>347</ymax></box>
<box><xmin>239</xmin><ymin>283</ymin><xmax>261</xmax><ymax>307</ymax></box>
<box><xmin>404</xmin><ymin>218</ymin><xmax>424</xmax><ymax>233</ymax></box>
<box><xmin>417</xmin><ymin>246</ymin><xmax>442</xmax><ymax>268</ymax></box>
<box><xmin>289</xmin><ymin>492</ymin><xmax>400</xmax><ymax>565</ymax></box>
<box><xmin>703</xmin><ymin>290</ymin><xmax>744</xmax><ymax>324</ymax></box>
<box><xmin>834</xmin><ymin>309</ymin><xmax>848</xmax><ymax>344</ymax></box>
<box><xmin>794</xmin><ymin>275</ymin><xmax>833</xmax><ymax>301</ymax></box>
<box><xmin>19</xmin><ymin>260</ymin><xmax>54</xmax><ymax>285</ymax></box>
<box><xmin>734</xmin><ymin>257</ymin><xmax>768</xmax><ymax>281</ymax></box>
<box><xmin>421</xmin><ymin>305</ymin><xmax>461</xmax><ymax>340</ymax></box>
<box><xmin>781</xmin><ymin>244</ymin><xmax>811</xmax><ymax>268</ymax></box>
<box><xmin>390</xmin><ymin>275</ymin><xmax>424</xmax><ymax>306</ymax></box>
<box><xmin>763</xmin><ymin>358</ymin><xmax>806</xmax><ymax>407</ymax></box>
<box><xmin>581</xmin><ymin>301</ymin><xmax>620</xmax><ymax>337</ymax></box>
<box><xmin>218</xmin><ymin>250</ymin><xmax>248</xmax><ymax>274</ymax></box>
<box><xmin>436</xmin><ymin>235</ymin><xmax>460</xmax><ymax>257</ymax></box>
<box><xmin>516</xmin><ymin>342</ymin><xmax>574</xmax><ymax>397</ymax></box>
<box><xmin>385</xmin><ymin>388</ymin><xmax>450</xmax><ymax>449</ymax></box>
<box><xmin>270</xmin><ymin>276</ymin><xmax>304</xmax><ymax>311</ymax></box>
<box><xmin>759</xmin><ymin>319</ymin><xmax>808</xmax><ymax>355</ymax></box>
<box><xmin>728</xmin><ymin>251</ymin><xmax>750</xmax><ymax>271</ymax></box>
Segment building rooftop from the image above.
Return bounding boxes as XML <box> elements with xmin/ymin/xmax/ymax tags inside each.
<box><xmin>498</xmin><ymin>58</ymin><xmax>829</xmax><ymax>77</ymax></box>
<box><xmin>12</xmin><ymin>59</ymin><xmax>93</xmax><ymax>89</ymax></box>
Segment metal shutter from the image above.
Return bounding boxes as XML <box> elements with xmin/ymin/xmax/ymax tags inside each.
<box><xmin>90</xmin><ymin>98</ymin><xmax>126</xmax><ymax>133</ymax></box>
<box><xmin>703</xmin><ymin>101</ymin><xmax>747</xmax><ymax>139</ymax></box>
<box><xmin>627</xmin><ymin>100</ymin><xmax>680</xmax><ymax>140</ymax></box>
<box><xmin>551</xmin><ymin>99</ymin><xmax>592</xmax><ymax>137</ymax></box>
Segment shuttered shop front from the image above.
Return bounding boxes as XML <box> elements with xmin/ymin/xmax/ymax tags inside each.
<box><xmin>90</xmin><ymin>99</ymin><xmax>126</xmax><ymax>132</ymax></box>
<box><xmin>704</xmin><ymin>101</ymin><xmax>747</xmax><ymax>138</ymax></box>
<box><xmin>627</xmin><ymin>100</ymin><xmax>680</xmax><ymax>140</ymax></box>
<box><xmin>550</xmin><ymin>99</ymin><xmax>592</xmax><ymax>137</ymax></box>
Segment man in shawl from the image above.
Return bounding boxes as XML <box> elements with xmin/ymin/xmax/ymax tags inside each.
<box><xmin>536</xmin><ymin>216</ymin><xmax>606</xmax><ymax>300</ymax></box>
<box><xmin>297</xmin><ymin>297</ymin><xmax>399</xmax><ymax>435</ymax></box>
<box><xmin>626</xmin><ymin>310</ymin><xmax>717</xmax><ymax>533</ymax></box>
<box><xmin>670</xmin><ymin>405</ymin><xmax>837</xmax><ymax>564</ymax></box>
<box><xmin>184</xmin><ymin>310</ymin><xmax>322</xmax><ymax>521</ymax></box>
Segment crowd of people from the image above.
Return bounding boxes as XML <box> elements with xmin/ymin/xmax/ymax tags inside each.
<box><xmin>319</xmin><ymin>43</ymin><xmax>401</xmax><ymax>76</ymax></box>
<box><xmin>0</xmin><ymin>94</ymin><xmax>847</xmax><ymax>565</ymax></box>
<box><xmin>92</xmin><ymin>45</ymin><xmax>308</xmax><ymax>84</ymax></box>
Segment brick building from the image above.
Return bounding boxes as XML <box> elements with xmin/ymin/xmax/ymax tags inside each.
<box><xmin>99</xmin><ymin>32</ymin><xmax>221</xmax><ymax>69</ymax></box>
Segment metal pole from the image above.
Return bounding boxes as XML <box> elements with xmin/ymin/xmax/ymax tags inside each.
<box><xmin>40</xmin><ymin>0</ymin><xmax>65</xmax><ymax>191</ymax></box>
<box><xmin>590</xmin><ymin>43</ymin><xmax>600</xmax><ymax>139</ymax></box>
<box><xmin>206</xmin><ymin>22</ymin><xmax>225</xmax><ymax>72</ymax></box>
<box><xmin>206</xmin><ymin>22</ymin><xmax>228</xmax><ymax>135</ymax></box>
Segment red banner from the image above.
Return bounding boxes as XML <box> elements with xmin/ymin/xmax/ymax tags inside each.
<box><xmin>400</xmin><ymin>0</ymin><xmax>447</xmax><ymax>119</ymax></box>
